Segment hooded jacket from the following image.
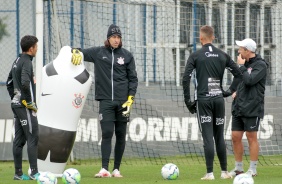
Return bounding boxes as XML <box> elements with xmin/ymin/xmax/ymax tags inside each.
<box><xmin>81</xmin><ymin>46</ymin><xmax>138</xmax><ymax>101</ymax></box>
<box><xmin>232</xmin><ymin>54</ymin><xmax>269</xmax><ymax>118</ymax></box>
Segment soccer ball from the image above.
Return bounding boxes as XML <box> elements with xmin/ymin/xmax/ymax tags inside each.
<box><xmin>37</xmin><ymin>172</ymin><xmax>57</xmax><ymax>184</ymax></box>
<box><xmin>62</xmin><ymin>168</ymin><xmax>81</xmax><ymax>184</ymax></box>
<box><xmin>161</xmin><ymin>163</ymin><xmax>179</xmax><ymax>180</ymax></box>
<box><xmin>233</xmin><ymin>173</ymin><xmax>254</xmax><ymax>184</ymax></box>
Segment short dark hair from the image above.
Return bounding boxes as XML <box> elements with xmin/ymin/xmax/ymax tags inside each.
<box><xmin>200</xmin><ymin>25</ymin><xmax>214</xmax><ymax>39</ymax></box>
<box><xmin>20</xmin><ymin>35</ymin><xmax>38</xmax><ymax>52</ymax></box>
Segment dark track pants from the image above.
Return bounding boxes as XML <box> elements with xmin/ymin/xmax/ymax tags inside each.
<box><xmin>12</xmin><ymin>107</ymin><xmax>38</xmax><ymax>175</ymax></box>
<box><xmin>196</xmin><ymin>98</ymin><xmax>227</xmax><ymax>173</ymax></box>
<box><xmin>99</xmin><ymin>100</ymin><xmax>128</xmax><ymax>171</ymax></box>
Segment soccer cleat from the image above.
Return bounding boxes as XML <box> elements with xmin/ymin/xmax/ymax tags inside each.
<box><xmin>201</xmin><ymin>173</ymin><xmax>215</xmax><ymax>180</ymax></box>
<box><xmin>246</xmin><ymin>169</ymin><xmax>257</xmax><ymax>177</ymax></box>
<box><xmin>229</xmin><ymin>168</ymin><xmax>244</xmax><ymax>177</ymax></box>
<box><xmin>94</xmin><ymin>168</ymin><xmax>111</xmax><ymax>178</ymax></box>
<box><xmin>112</xmin><ymin>169</ymin><xmax>123</xmax><ymax>178</ymax></box>
<box><xmin>13</xmin><ymin>174</ymin><xmax>30</xmax><ymax>180</ymax></box>
<box><xmin>29</xmin><ymin>172</ymin><xmax>40</xmax><ymax>180</ymax></box>
<box><xmin>220</xmin><ymin>171</ymin><xmax>232</xmax><ymax>179</ymax></box>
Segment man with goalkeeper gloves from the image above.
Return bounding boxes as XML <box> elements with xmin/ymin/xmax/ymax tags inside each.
<box><xmin>6</xmin><ymin>35</ymin><xmax>40</xmax><ymax>180</ymax></box>
<box><xmin>71</xmin><ymin>24</ymin><xmax>138</xmax><ymax>178</ymax></box>
<box><xmin>182</xmin><ymin>26</ymin><xmax>242</xmax><ymax>180</ymax></box>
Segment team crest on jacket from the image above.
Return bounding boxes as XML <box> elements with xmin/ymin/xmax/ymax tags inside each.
<box><xmin>72</xmin><ymin>93</ymin><xmax>84</xmax><ymax>108</ymax></box>
<box><xmin>247</xmin><ymin>67</ymin><xmax>252</xmax><ymax>74</ymax></box>
<box><xmin>117</xmin><ymin>57</ymin><xmax>125</xmax><ymax>65</ymax></box>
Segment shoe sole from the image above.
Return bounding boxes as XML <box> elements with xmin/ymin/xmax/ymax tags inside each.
<box><xmin>112</xmin><ymin>175</ymin><xmax>123</xmax><ymax>178</ymax></box>
<box><xmin>94</xmin><ymin>175</ymin><xmax>111</xmax><ymax>178</ymax></box>
<box><xmin>13</xmin><ymin>176</ymin><xmax>30</xmax><ymax>180</ymax></box>
<box><xmin>221</xmin><ymin>176</ymin><xmax>232</xmax><ymax>179</ymax></box>
<box><xmin>201</xmin><ymin>178</ymin><xmax>215</xmax><ymax>180</ymax></box>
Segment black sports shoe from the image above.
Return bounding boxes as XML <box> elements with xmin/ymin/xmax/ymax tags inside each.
<box><xmin>13</xmin><ymin>174</ymin><xmax>30</xmax><ymax>180</ymax></box>
<box><xmin>29</xmin><ymin>172</ymin><xmax>40</xmax><ymax>180</ymax></box>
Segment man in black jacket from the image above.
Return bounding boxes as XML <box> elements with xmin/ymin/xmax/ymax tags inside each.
<box><xmin>182</xmin><ymin>25</ymin><xmax>242</xmax><ymax>180</ymax></box>
<box><xmin>230</xmin><ymin>38</ymin><xmax>269</xmax><ymax>177</ymax></box>
<box><xmin>71</xmin><ymin>24</ymin><xmax>138</xmax><ymax>178</ymax></box>
<box><xmin>6</xmin><ymin>35</ymin><xmax>40</xmax><ymax>180</ymax></box>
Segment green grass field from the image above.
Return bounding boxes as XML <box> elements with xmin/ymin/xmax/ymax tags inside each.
<box><xmin>0</xmin><ymin>156</ymin><xmax>281</xmax><ymax>184</ymax></box>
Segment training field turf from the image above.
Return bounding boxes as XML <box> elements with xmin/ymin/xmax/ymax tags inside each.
<box><xmin>0</xmin><ymin>157</ymin><xmax>281</xmax><ymax>184</ymax></box>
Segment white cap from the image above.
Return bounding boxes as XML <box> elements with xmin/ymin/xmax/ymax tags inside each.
<box><xmin>235</xmin><ymin>38</ymin><xmax>257</xmax><ymax>52</ymax></box>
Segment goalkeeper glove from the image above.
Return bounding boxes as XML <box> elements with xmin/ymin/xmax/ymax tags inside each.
<box><xmin>122</xmin><ymin>95</ymin><xmax>134</xmax><ymax>116</ymax></box>
<box><xmin>184</xmin><ymin>99</ymin><xmax>197</xmax><ymax>114</ymax></box>
<box><xmin>71</xmin><ymin>49</ymin><xmax>82</xmax><ymax>65</ymax></box>
<box><xmin>22</xmin><ymin>100</ymin><xmax>37</xmax><ymax>112</ymax></box>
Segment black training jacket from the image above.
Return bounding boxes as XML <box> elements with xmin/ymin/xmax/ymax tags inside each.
<box><xmin>232</xmin><ymin>54</ymin><xmax>269</xmax><ymax>118</ymax></box>
<box><xmin>183</xmin><ymin>43</ymin><xmax>242</xmax><ymax>101</ymax></box>
<box><xmin>81</xmin><ymin>46</ymin><xmax>138</xmax><ymax>101</ymax></box>
<box><xmin>6</xmin><ymin>54</ymin><xmax>36</xmax><ymax>107</ymax></box>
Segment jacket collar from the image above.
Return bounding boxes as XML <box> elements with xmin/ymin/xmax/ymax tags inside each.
<box><xmin>106</xmin><ymin>46</ymin><xmax>121</xmax><ymax>53</ymax></box>
<box><xmin>19</xmin><ymin>53</ymin><xmax>34</xmax><ymax>60</ymax></box>
<box><xmin>247</xmin><ymin>54</ymin><xmax>261</xmax><ymax>65</ymax></box>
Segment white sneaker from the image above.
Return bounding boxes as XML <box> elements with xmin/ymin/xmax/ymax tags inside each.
<box><xmin>220</xmin><ymin>171</ymin><xmax>232</xmax><ymax>179</ymax></box>
<box><xmin>94</xmin><ymin>168</ymin><xmax>111</xmax><ymax>178</ymax></box>
<box><xmin>246</xmin><ymin>169</ymin><xmax>257</xmax><ymax>177</ymax></box>
<box><xmin>201</xmin><ymin>173</ymin><xmax>215</xmax><ymax>180</ymax></box>
<box><xmin>229</xmin><ymin>168</ymin><xmax>244</xmax><ymax>177</ymax></box>
<box><xmin>112</xmin><ymin>169</ymin><xmax>123</xmax><ymax>177</ymax></box>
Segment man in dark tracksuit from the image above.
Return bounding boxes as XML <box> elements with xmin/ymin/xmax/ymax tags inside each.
<box><xmin>182</xmin><ymin>26</ymin><xmax>242</xmax><ymax>180</ymax></box>
<box><xmin>6</xmin><ymin>35</ymin><xmax>40</xmax><ymax>180</ymax></box>
<box><xmin>71</xmin><ymin>24</ymin><xmax>138</xmax><ymax>178</ymax></box>
<box><xmin>229</xmin><ymin>38</ymin><xmax>269</xmax><ymax>177</ymax></box>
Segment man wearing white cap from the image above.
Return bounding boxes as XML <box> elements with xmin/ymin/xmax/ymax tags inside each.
<box><xmin>230</xmin><ymin>38</ymin><xmax>269</xmax><ymax>177</ymax></box>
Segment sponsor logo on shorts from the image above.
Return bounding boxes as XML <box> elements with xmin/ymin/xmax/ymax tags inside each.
<box><xmin>200</xmin><ymin>116</ymin><xmax>211</xmax><ymax>123</ymax></box>
<box><xmin>20</xmin><ymin>119</ymin><xmax>27</xmax><ymax>126</ymax></box>
<box><xmin>216</xmin><ymin>118</ymin><xmax>224</xmax><ymax>125</ymax></box>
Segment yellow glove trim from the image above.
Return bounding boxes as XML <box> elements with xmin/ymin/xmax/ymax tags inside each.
<box><xmin>22</xmin><ymin>100</ymin><xmax>37</xmax><ymax>112</ymax></box>
<box><xmin>71</xmin><ymin>49</ymin><xmax>82</xmax><ymax>65</ymax></box>
<box><xmin>122</xmin><ymin>95</ymin><xmax>134</xmax><ymax>115</ymax></box>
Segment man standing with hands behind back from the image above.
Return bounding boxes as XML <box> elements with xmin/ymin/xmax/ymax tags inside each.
<box><xmin>230</xmin><ymin>38</ymin><xmax>269</xmax><ymax>177</ymax></box>
<box><xmin>182</xmin><ymin>25</ymin><xmax>242</xmax><ymax>180</ymax></box>
<box><xmin>6</xmin><ymin>35</ymin><xmax>40</xmax><ymax>180</ymax></box>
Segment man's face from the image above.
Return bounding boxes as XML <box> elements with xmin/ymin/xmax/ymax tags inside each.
<box><xmin>199</xmin><ymin>32</ymin><xmax>204</xmax><ymax>45</ymax></box>
<box><xmin>108</xmin><ymin>35</ymin><xmax>121</xmax><ymax>48</ymax></box>
<box><xmin>30</xmin><ymin>43</ymin><xmax>38</xmax><ymax>57</ymax></box>
<box><xmin>238</xmin><ymin>46</ymin><xmax>249</xmax><ymax>59</ymax></box>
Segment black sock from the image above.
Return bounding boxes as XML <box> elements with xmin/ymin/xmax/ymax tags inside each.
<box><xmin>15</xmin><ymin>168</ymin><xmax>23</xmax><ymax>176</ymax></box>
<box><xmin>31</xmin><ymin>168</ymin><xmax>38</xmax><ymax>175</ymax></box>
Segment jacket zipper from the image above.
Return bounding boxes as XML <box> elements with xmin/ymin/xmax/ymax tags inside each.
<box><xmin>111</xmin><ymin>48</ymin><xmax>114</xmax><ymax>101</ymax></box>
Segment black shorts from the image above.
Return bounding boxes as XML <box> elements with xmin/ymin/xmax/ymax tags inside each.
<box><xmin>99</xmin><ymin>100</ymin><xmax>129</xmax><ymax>122</ymax></box>
<box><xmin>232</xmin><ymin>116</ymin><xmax>260</xmax><ymax>132</ymax></box>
